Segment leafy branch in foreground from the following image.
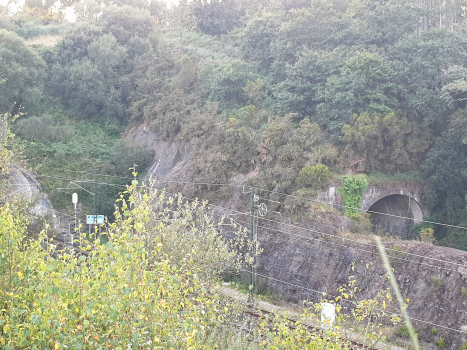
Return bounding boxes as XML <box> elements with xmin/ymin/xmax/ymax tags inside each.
<box><xmin>0</xmin><ymin>180</ymin><xmax>405</xmax><ymax>349</ymax></box>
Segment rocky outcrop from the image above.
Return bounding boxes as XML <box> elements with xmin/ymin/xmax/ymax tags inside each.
<box><xmin>124</xmin><ymin>125</ymin><xmax>192</xmax><ymax>182</ymax></box>
<box><xmin>256</xmin><ymin>218</ymin><xmax>467</xmax><ymax>348</ymax></box>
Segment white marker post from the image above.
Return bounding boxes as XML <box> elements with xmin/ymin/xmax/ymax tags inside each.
<box><xmin>321</xmin><ymin>303</ymin><xmax>336</xmax><ymax>330</ymax></box>
<box><xmin>72</xmin><ymin>193</ymin><xmax>78</xmax><ymax>240</ymax></box>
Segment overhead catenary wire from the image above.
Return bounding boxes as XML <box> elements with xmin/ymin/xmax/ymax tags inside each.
<box><xmin>27</xmin><ymin>173</ymin><xmax>467</xmax><ymax>270</ymax></box>
<box><xmin>210</xmin><ymin>212</ymin><xmax>467</xmax><ymax>275</ymax></box>
<box><xmin>26</xmin><ymin>169</ymin><xmax>467</xmax><ymax>250</ymax></box>
<box><xmin>35</xmin><ymin>169</ymin><xmax>467</xmax><ymax>232</ymax></box>
<box><xmin>253</xmin><ymin>186</ymin><xmax>467</xmax><ymax>232</ymax></box>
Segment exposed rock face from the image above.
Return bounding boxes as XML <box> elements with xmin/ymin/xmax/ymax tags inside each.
<box><xmin>256</xmin><ymin>218</ymin><xmax>467</xmax><ymax>347</ymax></box>
<box><xmin>124</xmin><ymin>125</ymin><xmax>192</xmax><ymax>182</ymax></box>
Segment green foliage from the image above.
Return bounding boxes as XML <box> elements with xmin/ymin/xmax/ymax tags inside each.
<box><xmin>0</xmin><ymin>114</ymin><xmax>17</xmax><ymax>200</ymax></box>
<box><xmin>193</xmin><ymin>0</ymin><xmax>244</xmax><ymax>36</ymax></box>
<box><xmin>431</xmin><ymin>277</ymin><xmax>443</xmax><ymax>292</ymax></box>
<box><xmin>199</xmin><ymin>59</ymin><xmax>261</xmax><ymax>109</ymax></box>
<box><xmin>432</xmin><ymin>327</ymin><xmax>438</xmax><ymax>336</ymax></box>
<box><xmin>367</xmin><ymin>171</ymin><xmax>421</xmax><ymax>184</ymax></box>
<box><xmin>49</xmin><ymin>7</ymin><xmax>154</xmax><ymax>124</ymax></box>
<box><xmin>0</xmin><ymin>186</ymin><xmax>245</xmax><ymax>348</ymax></box>
<box><xmin>348</xmin><ymin>212</ymin><xmax>373</xmax><ymax>236</ymax></box>
<box><xmin>15</xmin><ymin>111</ymin><xmax>148</xmax><ymax>218</ymax></box>
<box><xmin>462</xmin><ymin>286</ymin><xmax>467</xmax><ymax>298</ymax></box>
<box><xmin>460</xmin><ymin>342</ymin><xmax>467</xmax><ymax>350</ymax></box>
<box><xmin>0</xmin><ymin>29</ymin><xmax>46</xmax><ymax>114</ymax></box>
<box><xmin>337</xmin><ymin>174</ymin><xmax>368</xmax><ymax>215</ymax></box>
<box><xmin>396</xmin><ymin>324</ymin><xmax>419</xmax><ymax>339</ymax></box>
<box><xmin>341</xmin><ymin>112</ymin><xmax>432</xmax><ymax>172</ymax></box>
<box><xmin>295</xmin><ymin>164</ymin><xmax>332</xmax><ymax>192</ymax></box>
<box><xmin>314</xmin><ymin>52</ymin><xmax>399</xmax><ymax>132</ymax></box>
<box><xmin>395</xmin><ymin>325</ymin><xmax>410</xmax><ymax>338</ymax></box>
<box><xmin>243</xmin><ymin>79</ymin><xmax>264</xmax><ymax>106</ymax></box>
<box><xmin>15</xmin><ymin>22</ymin><xmax>62</xmax><ymax>39</ymax></box>
<box><xmin>178</xmin><ymin>54</ymin><xmax>196</xmax><ymax>86</ymax></box>
<box><xmin>422</xmin><ymin>130</ymin><xmax>467</xmax><ymax>240</ymax></box>
<box><xmin>437</xmin><ymin>337</ymin><xmax>446</xmax><ymax>348</ymax></box>
<box><xmin>420</xmin><ymin>227</ymin><xmax>436</xmax><ymax>244</ymax></box>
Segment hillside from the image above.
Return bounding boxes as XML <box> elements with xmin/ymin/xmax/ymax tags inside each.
<box><xmin>3</xmin><ymin>0</ymin><xmax>467</xmax><ymax>348</ymax></box>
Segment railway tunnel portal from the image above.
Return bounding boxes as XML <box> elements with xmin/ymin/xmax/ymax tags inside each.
<box><xmin>318</xmin><ymin>184</ymin><xmax>427</xmax><ymax>238</ymax></box>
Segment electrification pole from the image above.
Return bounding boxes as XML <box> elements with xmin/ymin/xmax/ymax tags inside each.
<box><xmin>248</xmin><ymin>188</ymin><xmax>254</xmax><ymax>303</ymax></box>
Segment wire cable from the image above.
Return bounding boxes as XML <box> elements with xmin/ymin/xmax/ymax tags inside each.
<box><xmin>29</xmin><ymin>169</ymin><xmax>467</xmax><ymax>232</ymax></box>
<box><xmin>27</xmin><ymin>173</ymin><xmax>467</xmax><ymax>269</ymax></box>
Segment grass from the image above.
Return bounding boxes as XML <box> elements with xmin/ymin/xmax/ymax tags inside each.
<box><xmin>366</xmin><ymin>171</ymin><xmax>422</xmax><ymax>184</ymax></box>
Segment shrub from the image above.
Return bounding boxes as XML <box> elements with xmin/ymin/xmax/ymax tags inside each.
<box><xmin>437</xmin><ymin>337</ymin><xmax>446</xmax><ymax>348</ymax></box>
<box><xmin>432</xmin><ymin>327</ymin><xmax>438</xmax><ymax>335</ymax></box>
<box><xmin>348</xmin><ymin>212</ymin><xmax>373</xmax><ymax>235</ymax></box>
<box><xmin>396</xmin><ymin>325</ymin><xmax>410</xmax><ymax>338</ymax></box>
<box><xmin>396</xmin><ymin>325</ymin><xmax>418</xmax><ymax>339</ymax></box>
<box><xmin>420</xmin><ymin>227</ymin><xmax>436</xmax><ymax>244</ymax></box>
<box><xmin>295</xmin><ymin>164</ymin><xmax>333</xmax><ymax>192</ymax></box>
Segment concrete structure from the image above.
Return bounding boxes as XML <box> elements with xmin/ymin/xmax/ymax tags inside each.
<box><xmin>318</xmin><ymin>183</ymin><xmax>427</xmax><ymax>238</ymax></box>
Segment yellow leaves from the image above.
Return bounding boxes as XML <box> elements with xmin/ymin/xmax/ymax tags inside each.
<box><xmin>382</xmin><ymin>301</ymin><xmax>386</xmax><ymax>309</ymax></box>
<box><xmin>17</xmin><ymin>270</ymin><xmax>23</xmax><ymax>278</ymax></box>
<box><xmin>3</xmin><ymin>324</ymin><xmax>11</xmax><ymax>333</ymax></box>
<box><xmin>54</xmin><ymin>342</ymin><xmax>59</xmax><ymax>349</ymax></box>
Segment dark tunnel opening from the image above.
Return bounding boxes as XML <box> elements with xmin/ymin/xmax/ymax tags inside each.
<box><xmin>368</xmin><ymin>194</ymin><xmax>423</xmax><ymax>239</ymax></box>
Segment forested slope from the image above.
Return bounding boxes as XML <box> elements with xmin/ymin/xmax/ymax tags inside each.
<box><xmin>1</xmin><ymin>0</ymin><xmax>467</xmax><ymax>246</ymax></box>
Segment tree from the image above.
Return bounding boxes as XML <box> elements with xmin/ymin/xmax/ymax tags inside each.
<box><xmin>240</xmin><ymin>8</ymin><xmax>282</xmax><ymax>70</ymax></box>
<box><xmin>341</xmin><ymin>112</ymin><xmax>432</xmax><ymax>172</ymax></box>
<box><xmin>74</xmin><ymin>0</ymin><xmax>102</xmax><ymax>21</ymax></box>
<box><xmin>178</xmin><ymin>54</ymin><xmax>196</xmax><ymax>86</ymax></box>
<box><xmin>270</xmin><ymin>0</ymin><xmax>339</xmax><ymax>66</ymax></box>
<box><xmin>193</xmin><ymin>0</ymin><xmax>244</xmax><ymax>36</ymax></box>
<box><xmin>199</xmin><ymin>59</ymin><xmax>261</xmax><ymax>109</ymax></box>
<box><xmin>389</xmin><ymin>29</ymin><xmax>464</xmax><ymax>126</ymax></box>
<box><xmin>422</xmin><ymin>130</ymin><xmax>467</xmax><ymax>233</ymax></box>
<box><xmin>49</xmin><ymin>58</ymin><xmax>125</xmax><ymax>122</ymax></box>
<box><xmin>315</xmin><ymin>52</ymin><xmax>400</xmax><ymax>133</ymax></box>
<box><xmin>0</xmin><ymin>29</ymin><xmax>45</xmax><ymax>115</ymax></box>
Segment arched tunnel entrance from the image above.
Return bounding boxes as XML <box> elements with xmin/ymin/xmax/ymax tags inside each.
<box><xmin>367</xmin><ymin>194</ymin><xmax>423</xmax><ymax>239</ymax></box>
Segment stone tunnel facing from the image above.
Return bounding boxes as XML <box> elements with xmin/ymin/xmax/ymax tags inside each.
<box><xmin>367</xmin><ymin>194</ymin><xmax>423</xmax><ymax>239</ymax></box>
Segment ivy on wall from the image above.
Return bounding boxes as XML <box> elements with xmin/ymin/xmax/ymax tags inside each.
<box><xmin>338</xmin><ymin>175</ymin><xmax>368</xmax><ymax>216</ymax></box>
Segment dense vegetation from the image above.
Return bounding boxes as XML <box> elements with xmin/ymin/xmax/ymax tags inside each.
<box><xmin>0</xmin><ymin>119</ymin><xmax>403</xmax><ymax>348</ymax></box>
<box><xmin>1</xmin><ymin>0</ymin><xmax>467</xmax><ymax>243</ymax></box>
